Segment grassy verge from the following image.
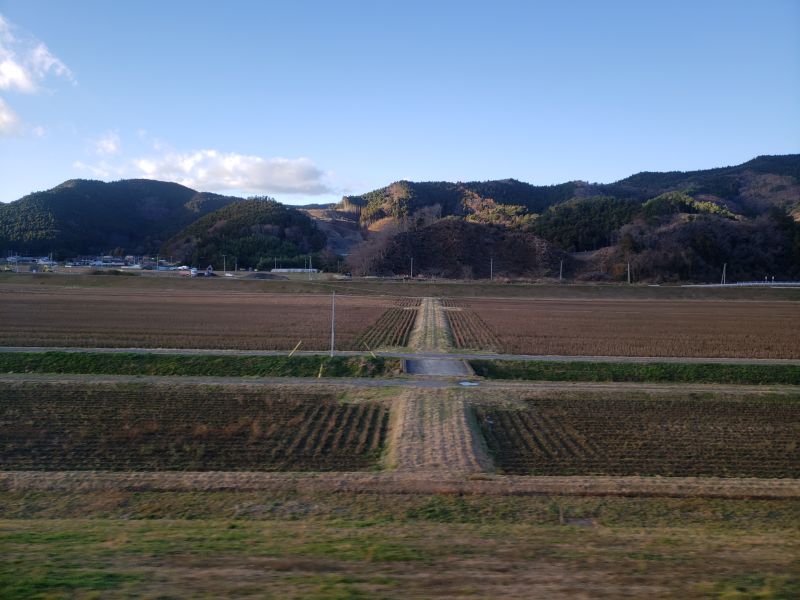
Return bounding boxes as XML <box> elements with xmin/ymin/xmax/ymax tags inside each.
<box><xmin>1</xmin><ymin>491</ymin><xmax>799</xmax><ymax>598</ymax></box>
<box><xmin>0</xmin><ymin>351</ymin><xmax>399</xmax><ymax>378</ymax></box>
<box><xmin>470</xmin><ymin>359</ymin><xmax>800</xmax><ymax>385</ymax></box>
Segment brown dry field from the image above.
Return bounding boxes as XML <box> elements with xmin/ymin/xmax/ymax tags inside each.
<box><xmin>0</xmin><ymin>287</ymin><xmax>398</xmax><ymax>350</ymax></box>
<box><xmin>457</xmin><ymin>297</ymin><xmax>800</xmax><ymax>358</ymax></box>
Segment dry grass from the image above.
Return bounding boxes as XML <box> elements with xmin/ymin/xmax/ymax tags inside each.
<box><xmin>383</xmin><ymin>390</ymin><xmax>492</xmax><ymax>474</ymax></box>
<box><xmin>2</xmin><ymin>470</ymin><xmax>800</xmax><ymax>499</ymax></box>
<box><xmin>453</xmin><ymin>297</ymin><xmax>800</xmax><ymax>358</ymax></box>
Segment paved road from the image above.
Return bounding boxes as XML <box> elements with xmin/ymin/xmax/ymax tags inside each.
<box><xmin>405</xmin><ymin>358</ymin><xmax>472</xmax><ymax>376</ymax></box>
<box><xmin>2</xmin><ymin>346</ymin><xmax>799</xmax><ymax>365</ymax></box>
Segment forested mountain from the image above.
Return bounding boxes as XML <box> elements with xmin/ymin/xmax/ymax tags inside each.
<box><xmin>162</xmin><ymin>197</ymin><xmax>327</xmax><ymax>270</ymax></box>
<box><xmin>0</xmin><ymin>179</ymin><xmax>240</xmax><ymax>257</ymax></box>
<box><xmin>2</xmin><ymin>154</ymin><xmax>798</xmax><ymax>282</ymax></box>
<box><xmin>340</xmin><ymin>154</ymin><xmax>800</xmax><ymax>281</ymax></box>
<box><xmin>350</xmin><ymin>218</ymin><xmax>563</xmax><ymax>279</ymax></box>
<box><xmin>338</xmin><ymin>179</ymin><xmax>576</xmax><ymax>225</ymax></box>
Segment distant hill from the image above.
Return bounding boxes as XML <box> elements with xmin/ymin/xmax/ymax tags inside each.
<box><xmin>337</xmin><ymin>154</ymin><xmax>800</xmax><ymax>281</ymax></box>
<box><xmin>162</xmin><ymin>197</ymin><xmax>327</xmax><ymax>270</ymax></box>
<box><xmin>349</xmin><ymin>218</ymin><xmax>563</xmax><ymax>279</ymax></box>
<box><xmin>0</xmin><ymin>179</ymin><xmax>240</xmax><ymax>257</ymax></box>
<box><xmin>337</xmin><ymin>155</ymin><xmax>800</xmax><ymax>230</ymax></box>
<box><xmin>338</xmin><ymin>179</ymin><xmax>576</xmax><ymax>225</ymax></box>
<box><xmin>2</xmin><ymin>154</ymin><xmax>798</xmax><ymax>282</ymax></box>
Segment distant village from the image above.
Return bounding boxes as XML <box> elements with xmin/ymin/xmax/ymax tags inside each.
<box><xmin>2</xmin><ymin>254</ymin><xmax>321</xmax><ymax>277</ymax></box>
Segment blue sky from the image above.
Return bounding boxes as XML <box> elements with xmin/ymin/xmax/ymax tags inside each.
<box><xmin>1</xmin><ymin>0</ymin><xmax>798</xmax><ymax>204</ymax></box>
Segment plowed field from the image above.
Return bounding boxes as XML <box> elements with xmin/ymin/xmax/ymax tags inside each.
<box><xmin>0</xmin><ymin>382</ymin><xmax>389</xmax><ymax>471</ymax></box>
<box><xmin>0</xmin><ymin>288</ymin><xmax>397</xmax><ymax>350</ymax></box>
<box><xmin>452</xmin><ymin>298</ymin><xmax>800</xmax><ymax>358</ymax></box>
<box><xmin>475</xmin><ymin>395</ymin><xmax>800</xmax><ymax>477</ymax></box>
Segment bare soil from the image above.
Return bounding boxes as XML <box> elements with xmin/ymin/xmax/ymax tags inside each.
<box><xmin>455</xmin><ymin>297</ymin><xmax>800</xmax><ymax>358</ymax></box>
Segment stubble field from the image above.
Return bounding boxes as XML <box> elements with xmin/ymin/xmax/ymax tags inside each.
<box><xmin>474</xmin><ymin>392</ymin><xmax>800</xmax><ymax>478</ymax></box>
<box><xmin>0</xmin><ymin>382</ymin><xmax>389</xmax><ymax>471</ymax></box>
<box><xmin>0</xmin><ymin>287</ymin><xmax>417</xmax><ymax>350</ymax></box>
<box><xmin>446</xmin><ymin>297</ymin><xmax>800</xmax><ymax>358</ymax></box>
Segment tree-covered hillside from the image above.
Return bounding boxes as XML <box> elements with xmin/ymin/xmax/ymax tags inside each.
<box><xmin>349</xmin><ymin>218</ymin><xmax>563</xmax><ymax>279</ymax></box>
<box><xmin>340</xmin><ymin>154</ymin><xmax>800</xmax><ymax>281</ymax></box>
<box><xmin>162</xmin><ymin>197</ymin><xmax>327</xmax><ymax>270</ymax></box>
<box><xmin>338</xmin><ymin>179</ymin><xmax>576</xmax><ymax>225</ymax></box>
<box><xmin>0</xmin><ymin>179</ymin><xmax>239</xmax><ymax>257</ymax></box>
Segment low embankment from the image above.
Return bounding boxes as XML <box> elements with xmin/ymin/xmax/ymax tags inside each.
<box><xmin>0</xmin><ymin>351</ymin><xmax>400</xmax><ymax>378</ymax></box>
<box><xmin>470</xmin><ymin>359</ymin><xmax>800</xmax><ymax>385</ymax></box>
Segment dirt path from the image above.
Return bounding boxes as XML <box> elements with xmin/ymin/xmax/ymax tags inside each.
<box><xmin>408</xmin><ymin>298</ymin><xmax>451</xmax><ymax>353</ymax></box>
<box><xmin>384</xmin><ymin>391</ymin><xmax>493</xmax><ymax>474</ymax></box>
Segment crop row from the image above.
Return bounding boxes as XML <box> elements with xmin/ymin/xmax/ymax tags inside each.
<box><xmin>443</xmin><ymin>307</ymin><xmax>502</xmax><ymax>351</ymax></box>
<box><xmin>357</xmin><ymin>307</ymin><xmax>418</xmax><ymax>349</ymax></box>
<box><xmin>394</xmin><ymin>297</ymin><xmax>422</xmax><ymax>308</ymax></box>
<box><xmin>1</xmin><ymin>383</ymin><xmax>389</xmax><ymax>471</ymax></box>
<box><xmin>474</xmin><ymin>397</ymin><xmax>800</xmax><ymax>478</ymax></box>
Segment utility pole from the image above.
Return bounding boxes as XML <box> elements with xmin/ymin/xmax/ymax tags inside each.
<box><xmin>223</xmin><ymin>254</ymin><xmax>226</xmax><ymax>275</ymax></box>
<box><xmin>559</xmin><ymin>260</ymin><xmax>563</xmax><ymax>282</ymax></box>
<box><xmin>490</xmin><ymin>257</ymin><xmax>493</xmax><ymax>281</ymax></box>
<box><xmin>308</xmin><ymin>255</ymin><xmax>312</xmax><ymax>280</ymax></box>
<box><xmin>627</xmin><ymin>261</ymin><xmax>631</xmax><ymax>284</ymax></box>
<box><xmin>330</xmin><ymin>291</ymin><xmax>336</xmax><ymax>357</ymax></box>
<box><xmin>234</xmin><ymin>257</ymin><xmax>237</xmax><ymax>272</ymax></box>
<box><xmin>721</xmin><ymin>263</ymin><xmax>727</xmax><ymax>285</ymax></box>
<box><xmin>156</xmin><ymin>254</ymin><xmax>159</xmax><ymax>272</ymax></box>
<box><xmin>410</xmin><ymin>257</ymin><xmax>414</xmax><ymax>279</ymax></box>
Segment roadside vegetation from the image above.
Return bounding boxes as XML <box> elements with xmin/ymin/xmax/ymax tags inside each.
<box><xmin>0</xmin><ymin>352</ymin><xmax>399</xmax><ymax>378</ymax></box>
<box><xmin>470</xmin><ymin>359</ymin><xmax>800</xmax><ymax>385</ymax></box>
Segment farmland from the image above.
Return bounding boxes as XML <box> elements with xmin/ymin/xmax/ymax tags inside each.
<box><xmin>0</xmin><ymin>287</ymin><xmax>412</xmax><ymax>350</ymax></box>
<box><xmin>474</xmin><ymin>392</ymin><xmax>800</xmax><ymax>477</ymax></box>
<box><xmin>447</xmin><ymin>297</ymin><xmax>800</xmax><ymax>358</ymax></box>
<box><xmin>0</xmin><ymin>382</ymin><xmax>389</xmax><ymax>471</ymax></box>
<box><xmin>2</xmin><ymin>273</ymin><xmax>800</xmax><ymax>599</ymax></box>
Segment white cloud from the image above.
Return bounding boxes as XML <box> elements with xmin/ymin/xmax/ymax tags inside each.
<box><xmin>0</xmin><ymin>14</ymin><xmax>73</xmax><ymax>93</ymax></box>
<box><xmin>0</xmin><ymin>57</ymin><xmax>35</xmax><ymax>92</ymax></box>
<box><xmin>0</xmin><ymin>14</ymin><xmax>73</xmax><ymax>138</ymax></box>
<box><xmin>0</xmin><ymin>96</ymin><xmax>20</xmax><ymax>135</ymax></box>
<box><xmin>72</xmin><ymin>159</ymin><xmax>121</xmax><ymax>179</ymax></box>
<box><xmin>31</xmin><ymin>124</ymin><xmax>45</xmax><ymax>137</ymax></box>
<box><xmin>73</xmin><ymin>144</ymin><xmax>333</xmax><ymax>195</ymax></box>
<box><xmin>91</xmin><ymin>130</ymin><xmax>121</xmax><ymax>155</ymax></box>
<box><xmin>131</xmin><ymin>150</ymin><xmax>332</xmax><ymax>195</ymax></box>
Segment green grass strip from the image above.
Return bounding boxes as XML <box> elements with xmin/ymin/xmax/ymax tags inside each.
<box><xmin>469</xmin><ymin>359</ymin><xmax>800</xmax><ymax>385</ymax></box>
<box><xmin>0</xmin><ymin>352</ymin><xmax>397</xmax><ymax>378</ymax></box>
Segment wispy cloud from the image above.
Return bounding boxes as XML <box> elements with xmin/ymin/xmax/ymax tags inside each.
<box><xmin>0</xmin><ymin>96</ymin><xmax>20</xmax><ymax>135</ymax></box>
<box><xmin>75</xmin><ymin>140</ymin><xmax>334</xmax><ymax>196</ymax></box>
<box><xmin>133</xmin><ymin>150</ymin><xmax>332</xmax><ymax>195</ymax></box>
<box><xmin>0</xmin><ymin>14</ymin><xmax>73</xmax><ymax>136</ymax></box>
<box><xmin>0</xmin><ymin>14</ymin><xmax>74</xmax><ymax>92</ymax></box>
<box><xmin>91</xmin><ymin>130</ymin><xmax>120</xmax><ymax>155</ymax></box>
